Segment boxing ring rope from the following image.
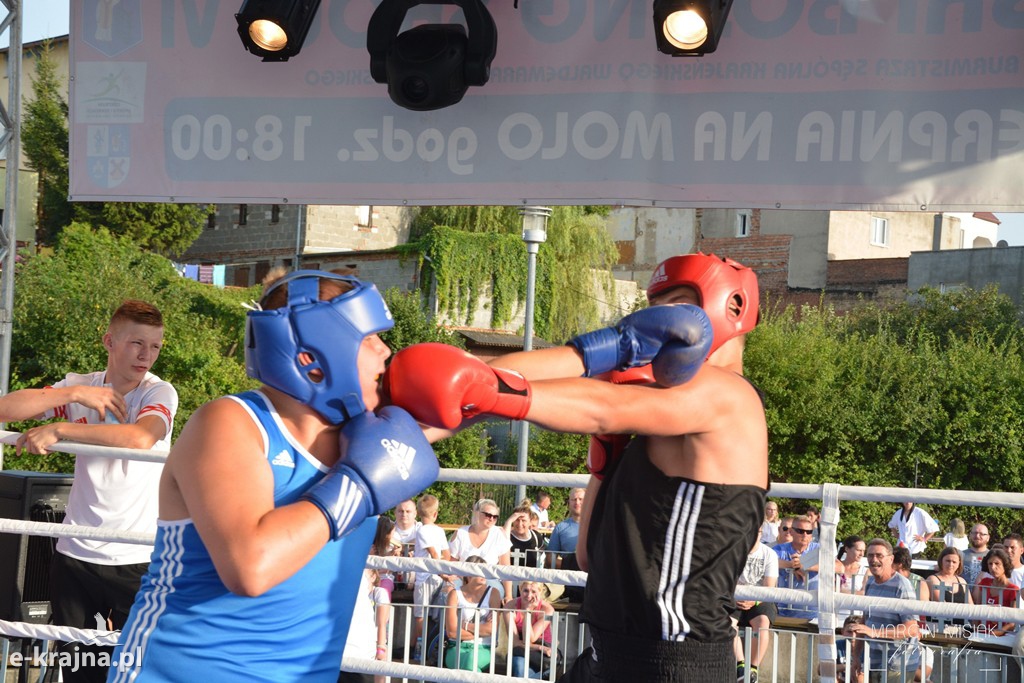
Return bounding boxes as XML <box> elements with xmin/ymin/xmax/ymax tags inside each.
<box><xmin>0</xmin><ymin>431</ymin><xmax>170</xmax><ymax>463</ymax></box>
<box><xmin>2</xmin><ymin>436</ymin><xmax>1024</xmax><ymax>683</ymax></box>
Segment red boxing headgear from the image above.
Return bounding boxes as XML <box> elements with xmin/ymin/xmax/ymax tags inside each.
<box><xmin>646</xmin><ymin>252</ymin><xmax>759</xmax><ymax>356</ymax></box>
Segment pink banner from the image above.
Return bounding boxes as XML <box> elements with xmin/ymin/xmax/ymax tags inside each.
<box><xmin>69</xmin><ymin>0</ymin><xmax>1024</xmax><ymax>209</ymax></box>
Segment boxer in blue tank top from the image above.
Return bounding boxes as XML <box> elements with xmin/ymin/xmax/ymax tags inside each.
<box><xmin>109</xmin><ymin>271</ymin><xmax>441</xmax><ymax>683</ymax></box>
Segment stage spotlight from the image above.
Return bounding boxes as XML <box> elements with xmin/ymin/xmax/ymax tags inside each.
<box><xmin>236</xmin><ymin>0</ymin><xmax>321</xmax><ymax>61</ymax></box>
<box><xmin>653</xmin><ymin>0</ymin><xmax>734</xmax><ymax>56</ymax></box>
<box><xmin>367</xmin><ymin>0</ymin><xmax>497</xmax><ymax>111</ymax></box>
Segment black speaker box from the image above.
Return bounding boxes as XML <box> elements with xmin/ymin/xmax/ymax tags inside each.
<box><xmin>0</xmin><ymin>470</ymin><xmax>73</xmax><ymax>623</ymax></box>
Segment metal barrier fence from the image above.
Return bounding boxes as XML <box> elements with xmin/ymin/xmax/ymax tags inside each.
<box><xmin>365</xmin><ymin>599</ymin><xmax>1024</xmax><ymax>683</ymax></box>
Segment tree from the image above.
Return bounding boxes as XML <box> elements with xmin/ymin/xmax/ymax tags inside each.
<box><xmin>745</xmin><ymin>289</ymin><xmax>1024</xmax><ymax>552</ymax></box>
<box><xmin>20</xmin><ymin>41</ymin><xmax>71</xmax><ymax>243</ymax></box>
<box><xmin>20</xmin><ymin>43</ymin><xmax>209</xmax><ymax>256</ymax></box>
<box><xmin>409</xmin><ymin>206</ymin><xmax>620</xmax><ymax>342</ymax></box>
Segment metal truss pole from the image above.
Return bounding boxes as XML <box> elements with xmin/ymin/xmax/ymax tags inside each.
<box><xmin>0</xmin><ymin>0</ymin><xmax>22</xmax><ymax>469</ymax></box>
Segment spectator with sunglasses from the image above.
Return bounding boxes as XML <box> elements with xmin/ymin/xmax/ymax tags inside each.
<box><xmin>449</xmin><ymin>498</ymin><xmax>513</xmax><ymax>601</ymax></box>
<box><xmin>774</xmin><ymin>515</ymin><xmax>823</xmax><ymax>619</ymax></box>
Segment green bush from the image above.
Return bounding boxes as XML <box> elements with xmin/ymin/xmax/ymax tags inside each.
<box><xmin>5</xmin><ymin>225</ymin><xmax>257</xmax><ymax>472</ymax></box>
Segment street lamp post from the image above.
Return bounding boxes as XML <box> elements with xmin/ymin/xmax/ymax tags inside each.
<box><xmin>515</xmin><ymin>206</ymin><xmax>552</xmax><ymax>505</ymax></box>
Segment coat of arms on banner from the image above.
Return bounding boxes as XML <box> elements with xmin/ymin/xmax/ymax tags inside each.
<box><xmin>86</xmin><ymin>125</ymin><xmax>131</xmax><ymax>189</ymax></box>
<box><xmin>82</xmin><ymin>0</ymin><xmax>143</xmax><ymax>58</ymax></box>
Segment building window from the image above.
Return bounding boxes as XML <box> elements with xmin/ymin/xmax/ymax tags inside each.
<box><xmin>355</xmin><ymin>205</ymin><xmax>371</xmax><ymax>227</ymax></box>
<box><xmin>870</xmin><ymin>217</ymin><xmax>889</xmax><ymax>247</ymax></box>
<box><xmin>736</xmin><ymin>210</ymin><xmax>752</xmax><ymax>237</ymax></box>
<box><xmin>206</xmin><ymin>212</ymin><xmax>216</xmax><ymax>230</ymax></box>
<box><xmin>239</xmin><ymin>204</ymin><xmax>248</xmax><ymax>226</ymax></box>
<box><xmin>271</xmin><ymin>204</ymin><xmax>280</xmax><ymax>223</ymax></box>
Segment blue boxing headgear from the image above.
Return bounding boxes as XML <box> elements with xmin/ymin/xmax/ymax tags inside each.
<box><xmin>245</xmin><ymin>270</ymin><xmax>394</xmax><ymax>424</ymax></box>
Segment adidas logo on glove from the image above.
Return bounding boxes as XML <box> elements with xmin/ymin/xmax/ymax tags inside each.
<box><xmin>382</xmin><ymin>438</ymin><xmax>416</xmax><ymax>480</ymax></box>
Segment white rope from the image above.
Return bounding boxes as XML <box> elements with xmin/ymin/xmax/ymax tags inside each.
<box><xmin>366</xmin><ymin>555</ymin><xmax>587</xmax><ymax>587</ymax></box>
<box><xmin>771</xmin><ymin>482</ymin><xmax>1024</xmax><ymax>509</ymax></box>
<box><xmin>0</xmin><ymin>620</ymin><xmax>119</xmax><ymax>646</ymax></box>
<box><xmin>1</xmin><ymin>430</ymin><xmax>1023</xmax><ymax>508</ymax></box>
<box><xmin>736</xmin><ymin>584</ymin><xmax>1024</xmax><ymax>625</ymax></box>
<box><xmin>0</xmin><ymin>518</ymin><xmax>154</xmax><ymax>545</ymax></box>
<box><xmin>437</xmin><ymin>468</ymin><xmax>586</xmax><ymax>488</ymax></box>
<box><xmin>0</xmin><ymin>430</ymin><xmax>168</xmax><ymax>463</ymax></box>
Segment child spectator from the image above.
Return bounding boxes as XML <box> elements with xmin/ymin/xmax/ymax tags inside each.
<box><xmin>944</xmin><ymin>518</ymin><xmax>969</xmax><ymax>551</ymax></box>
<box><xmin>412</xmin><ymin>494</ymin><xmax>453</xmax><ymax>660</ymax></box>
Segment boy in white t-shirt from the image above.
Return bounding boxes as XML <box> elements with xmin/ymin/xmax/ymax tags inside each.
<box><xmin>0</xmin><ymin>300</ymin><xmax>178</xmax><ymax>683</ymax></box>
<box><xmin>412</xmin><ymin>494</ymin><xmax>453</xmax><ymax>660</ymax></box>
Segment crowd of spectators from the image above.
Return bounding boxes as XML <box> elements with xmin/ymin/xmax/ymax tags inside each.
<box><xmin>750</xmin><ymin>500</ymin><xmax>1024</xmax><ymax>682</ymax></box>
<box><xmin>360</xmin><ymin>493</ymin><xmax>1024</xmax><ymax>681</ymax></box>
<box><xmin>364</xmin><ymin>490</ymin><xmax>579</xmax><ymax>677</ymax></box>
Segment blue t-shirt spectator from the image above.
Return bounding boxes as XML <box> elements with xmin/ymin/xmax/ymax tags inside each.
<box><xmin>547</xmin><ymin>518</ymin><xmax>579</xmax><ymax>560</ymax></box>
<box><xmin>774</xmin><ymin>541</ymin><xmax>821</xmax><ymax>619</ymax></box>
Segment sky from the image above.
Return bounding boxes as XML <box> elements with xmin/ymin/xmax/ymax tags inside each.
<box><xmin>8</xmin><ymin>0</ymin><xmax>1024</xmax><ymax>244</ymax></box>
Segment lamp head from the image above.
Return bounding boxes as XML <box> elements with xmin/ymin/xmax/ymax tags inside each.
<box><xmin>653</xmin><ymin>0</ymin><xmax>734</xmax><ymax>56</ymax></box>
<box><xmin>236</xmin><ymin>0</ymin><xmax>321</xmax><ymax>62</ymax></box>
<box><xmin>368</xmin><ymin>0</ymin><xmax>497</xmax><ymax>111</ymax></box>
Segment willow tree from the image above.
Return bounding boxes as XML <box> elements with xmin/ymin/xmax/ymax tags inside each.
<box><xmin>409</xmin><ymin>206</ymin><xmax>620</xmax><ymax>343</ymax></box>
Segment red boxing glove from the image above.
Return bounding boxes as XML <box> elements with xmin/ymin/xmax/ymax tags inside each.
<box><xmin>587</xmin><ymin>364</ymin><xmax>656</xmax><ymax>479</ymax></box>
<box><xmin>384</xmin><ymin>343</ymin><xmax>532</xmax><ymax>429</ymax></box>
<box><xmin>595</xmin><ymin>365</ymin><xmax>656</xmax><ymax>385</ymax></box>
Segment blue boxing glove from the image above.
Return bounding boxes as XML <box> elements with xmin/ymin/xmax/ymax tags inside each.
<box><xmin>301</xmin><ymin>406</ymin><xmax>439</xmax><ymax>541</ymax></box>
<box><xmin>568</xmin><ymin>304</ymin><xmax>713</xmax><ymax>386</ymax></box>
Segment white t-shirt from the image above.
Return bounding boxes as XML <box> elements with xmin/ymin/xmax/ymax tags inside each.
<box><xmin>394</xmin><ymin>521</ymin><xmax>422</xmax><ymax>546</ymax></box>
<box><xmin>1011</xmin><ymin>566</ymin><xmax>1024</xmax><ymax>590</ymax></box>
<box><xmin>448</xmin><ymin>525</ymin><xmax>512</xmax><ymax>564</ymax></box>
<box><xmin>414</xmin><ymin>523</ymin><xmax>451</xmax><ymax>585</ymax></box>
<box><xmin>761</xmin><ymin>520</ymin><xmax>780</xmax><ymax>545</ymax></box>
<box><xmin>45</xmin><ymin>371</ymin><xmax>177</xmax><ymax>565</ymax></box>
<box><xmin>738</xmin><ymin>543</ymin><xmax>780</xmax><ymax>587</ymax></box>
<box><xmin>944</xmin><ymin>533</ymin><xmax>970</xmax><ymax>551</ymax></box>
<box><xmin>530</xmin><ymin>503</ymin><xmax>550</xmax><ymax>527</ymax></box>
<box><xmin>887</xmin><ymin>506</ymin><xmax>940</xmax><ymax>555</ymax></box>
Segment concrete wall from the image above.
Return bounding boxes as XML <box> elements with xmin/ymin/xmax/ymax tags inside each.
<box><xmin>184</xmin><ymin>204</ymin><xmax>299</xmax><ymax>259</ymax></box>
<box><xmin>307</xmin><ymin>250</ymin><xmax>422</xmax><ymax>295</ymax></box>
<box><xmin>606</xmin><ymin>207</ymin><xmax>697</xmax><ymax>287</ymax></box>
<box><xmin>183</xmin><ymin>204</ymin><xmax>417</xmax><ymax>287</ymax></box>
<box><xmin>945</xmin><ymin>213</ymin><xmax>999</xmax><ymax>249</ymax></box>
<box><xmin>760</xmin><ymin>210</ymin><xmax>831</xmax><ymax>290</ymax></box>
<box><xmin>908</xmin><ymin>246</ymin><xmax>1024</xmax><ymax>308</ymax></box>
<box><xmin>305</xmin><ymin>205</ymin><xmax>414</xmax><ymax>253</ymax></box>
<box><xmin>826</xmin><ymin>211</ymin><xmax>942</xmax><ymax>260</ymax></box>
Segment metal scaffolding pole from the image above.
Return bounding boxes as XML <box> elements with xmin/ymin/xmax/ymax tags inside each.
<box><xmin>0</xmin><ymin>0</ymin><xmax>22</xmax><ymax>470</ymax></box>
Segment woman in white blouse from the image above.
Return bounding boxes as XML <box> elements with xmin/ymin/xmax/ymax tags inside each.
<box><xmin>449</xmin><ymin>498</ymin><xmax>513</xmax><ymax>601</ymax></box>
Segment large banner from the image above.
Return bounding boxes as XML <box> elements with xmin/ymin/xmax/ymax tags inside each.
<box><xmin>69</xmin><ymin>0</ymin><xmax>1024</xmax><ymax>209</ymax></box>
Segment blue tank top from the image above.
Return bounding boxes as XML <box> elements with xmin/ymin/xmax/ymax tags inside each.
<box><xmin>108</xmin><ymin>391</ymin><xmax>376</xmax><ymax>683</ymax></box>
